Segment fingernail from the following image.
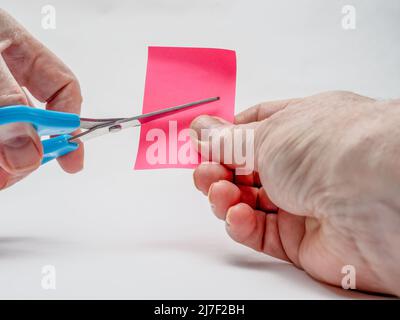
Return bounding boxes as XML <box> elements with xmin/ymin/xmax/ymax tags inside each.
<box><xmin>208</xmin><ymin>182</ymin><xmax>215</xmax><ymax>200</ymax></box>
<box><xmin>226</xmin><ymin>208</ymin><xmax>233</xmax><ymax>227</ymax></box>
<box><xmin>208</xmin><ymin>183</ymin><xmax>217</xmax><ymax>214</ymax></box>
<box><xmin>1</xmin><ymin>135</ymin><xmax>41</xmax><ymax>171</ymax></box>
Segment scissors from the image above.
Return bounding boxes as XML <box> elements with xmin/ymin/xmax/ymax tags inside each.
<box><xmin>0</xmin><ymin>96</ymin><xmax>219</xmax><ymax>164</ymax></box>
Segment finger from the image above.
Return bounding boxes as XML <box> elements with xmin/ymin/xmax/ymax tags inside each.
<box><xmin>234</xmin><ymin>172</ymin><xmax>254</xmax><ymax>186</ymax></box>
<box><xmin>56</xmin><ymin>129</ymin><xmax>84</xmax><ymax>173</ymax></box>
<box><xmin>237</xmin><ymin>185</ymin><xmax>279</xmax><ymax>212</ymax></box>
<box><xmin>226</xmin><ymin>203</ymin><xmax>290</xmax><ymax>261</ymax></box>
<box><xmin>0</xmin><ymin>167</ymin><xmax>25</xmax><ymax>190</ymax></box>
<box><xmin>237</xmin><ymin>185</ymin><xmax>258</xmax><ymax>208</ymax></box>
<box><xmin>1</xmin><ymin>13</ymin><xmax>83</xmax><ymax>172</ymax></box>
<box><xmin>0</xmin><ymin>55</ymin><xmax>42</xmax><ymax>177</ymax></box>
<box><xmin>193</xmin><ymin>162</ymin><xmax>233</xmax><ymax>195</ymax></box>
<box><xmin>258</xmin><ymin>187</ymin><xmax>279</xmax><ymax>212</ymax></box>
<box><xmin>208</xmin><ymin>180</ymin><xmax>241</xmax><ymax>220</ymax></box>
<box><xmin>277</xmin><ymin>209</ymin><xmax>306</xmax><ymax>267</ymax></box>
<box><xmin>234</xmin><ymin>171</ymin><xmax>262</xmax><ymax>187</ymax></box>
<box><xmin>190</xmin><ymin>116</ymin><xmax>257</xmax><ymax>173</ymax></box>
<box><xmin>207</xmin><ymin>178</ymin><xmax>278</xmax><ymax>215</ymax></box>
<box><xmin>234</xmin><ymin>98</ymin><xmax>302</xmax><ymax>124</ymax></box>
<box><xmin>0</xmin><ymin>122</ymin><xmax>42</xmax><ymax>175</ymax></box>
<box><xmin>0</xmin><ymin>167</ymin><xmax>13</xmax><ymax>189</ymax></box>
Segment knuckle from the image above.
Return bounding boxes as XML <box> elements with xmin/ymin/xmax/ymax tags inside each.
<box><xmin>0</xmin><ymin>173</ymin><xmax>8</xmax><ymax>190</ymax></box>
<box><xmin>316</xmin><ymin>90</ymin><xmax>357</xmax><ymax>100</ymax></box>
<box><xmin>0</xmin><ymin>92</ymin><xmax>29</xmax><ymax>107</ymax></box>
<box><xmin>0</xmin><ymin>169</ymin><xmax>15</xmax><ymax>190</ymax></box>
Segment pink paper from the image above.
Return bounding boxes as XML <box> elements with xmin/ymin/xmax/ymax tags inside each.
<box><xmin>134</xmin><ymin>46</ymin><xmax>236</xmax><ymax>169</ymax></box>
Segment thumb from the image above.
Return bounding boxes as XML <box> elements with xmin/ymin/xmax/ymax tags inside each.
<box><xmin>190</xmin><ymin>115</ymin><xmax>258</xmax><ymax>175</ymax></box>
<box><xmin>0</xmin><ymin>122</ymin><xmax>43</xmax><ymax>175</ymax></box>
<box><xmin>0</xmin><ymin>53</ymin><xmax>43</xmax><ymax>176</ymax></box>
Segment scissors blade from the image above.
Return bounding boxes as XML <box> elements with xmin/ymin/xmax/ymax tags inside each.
<box><xmin>116</xmin><ymin>96</ymin><xmax>220</xmax><ymax>129</ymax></box>
<box><xmin>79</xmin><ymin>117</ymin><xmax>126</xmax><ymax>130</ymax></box>
<box><xmin>69</xmin><ymin>96</ymin><xmax>219</xmax><ymax>142</ymax></box>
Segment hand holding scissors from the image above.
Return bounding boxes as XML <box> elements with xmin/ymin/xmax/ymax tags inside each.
<box><xmin>0</xmin><ymin>97</ymin><xmax>219</xmax><ymax>164</ymax></box>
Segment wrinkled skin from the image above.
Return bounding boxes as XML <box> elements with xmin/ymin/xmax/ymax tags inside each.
<box><xmin>0</xmin><ymin>9</ymin><xmax>83</xmax><ymax>189</ymax></box>
<box><xmin>191</xmin><ymin>91</ymin><xmax>400</xmax><ymax>296</ymax></box>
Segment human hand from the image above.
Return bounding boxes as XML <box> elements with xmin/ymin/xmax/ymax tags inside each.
<box><xmin>191</xmin><ymin>91</ymin><xmax>400</xmax><ymax>296</ymax></box>
<box><xmin>0</xmin><ymin>9</ymin><xmax>83</xmax><ymax>190</ymax></box>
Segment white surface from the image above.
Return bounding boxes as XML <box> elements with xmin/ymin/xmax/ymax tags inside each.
<box><xmin>1</xmin><ymin>0</ymin><xmax>399</xmax><ymax>299</ymax></box>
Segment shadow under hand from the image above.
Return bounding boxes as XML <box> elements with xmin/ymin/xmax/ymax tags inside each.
<box><xmin>0</xmin><ymin>236</ymin><xmax>67</xmax><ymax>259</ymax></box>
<box><xmin>225</xmin><ymin>254</ymin><xmax>290</xmax><ymax>271</ymax></box>
<box><xmin>225</xmin><ymin>254</ymin><xmax>390</xmax><ymax>299</ymax></box>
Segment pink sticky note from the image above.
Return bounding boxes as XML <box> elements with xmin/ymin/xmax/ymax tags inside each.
<box><xmin>134</xmin><ymin>46</ymin><xmax>236</xmax><ymax>169</ymax></box>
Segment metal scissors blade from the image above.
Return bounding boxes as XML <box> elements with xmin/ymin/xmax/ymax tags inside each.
<box><xmin>70</xmin><ymin>96</ymin><xmax>219</xmax><ymax>142</ymax></box>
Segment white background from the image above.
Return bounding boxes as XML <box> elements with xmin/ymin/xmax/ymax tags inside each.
<box><xmin>0</xmin><ymin>0</ymin><xmax>399</xmax><ymax>299</ymax></box>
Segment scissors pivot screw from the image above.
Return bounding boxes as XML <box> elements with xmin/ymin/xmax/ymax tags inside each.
<box><xmin>109</xmin><ymin>124</ymin><xmax>122</xmax><ymax>133</ymax></box>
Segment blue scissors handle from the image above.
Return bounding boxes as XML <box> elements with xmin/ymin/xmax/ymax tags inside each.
<box><xmin>0</xmin><ymin>105</ymin><xmax>81</xmax><ymax>164</ymax></box>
